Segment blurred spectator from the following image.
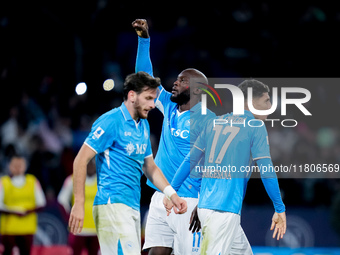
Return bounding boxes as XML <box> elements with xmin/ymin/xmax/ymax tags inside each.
<box><xmin>0</xmin><ymin>155</ymin><xmax>46</xmax><ymax>255</ymax></box>
<box><xmin>57</xmin><ymin>158</ymin><xmax>99</xmax><ymax>255</ymax></box>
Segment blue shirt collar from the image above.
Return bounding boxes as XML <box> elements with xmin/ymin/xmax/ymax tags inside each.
<box><xmin>120</xmin><ymin>102</ymin><xmax>133</xmax><ymax>121</ymax></box>
<box><xmin>244</xmin><ymin>110</ymin><xmax>255</xmax><ymax>119</ymax></box>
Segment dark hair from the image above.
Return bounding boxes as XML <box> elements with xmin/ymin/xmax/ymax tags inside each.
<box><xmin>123</xmin><ymin>71</ymin><xmax>161</xmax><ymax>100</ymax></box>
<box><xmin>238</xmin><ymin>79</ymin><xmax>270</xmax><ymax>99</ymax></box>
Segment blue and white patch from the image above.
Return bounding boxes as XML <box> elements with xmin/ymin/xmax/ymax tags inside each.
<box><xmin>93</xmin><ymin>127</ymin><xmax>105</xmax><ymax>139</ymax></box>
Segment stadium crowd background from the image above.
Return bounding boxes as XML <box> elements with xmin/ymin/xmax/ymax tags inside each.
<box><xmin>1</xmin><ymin>1</ymin><xmax>340</xmax><ymax>249</ymax></box>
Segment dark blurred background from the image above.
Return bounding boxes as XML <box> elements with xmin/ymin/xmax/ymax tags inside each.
<box><xmin>1</xmin><ymin>1</ymin><xmax>340</xmax><ymax>250</ymax></box>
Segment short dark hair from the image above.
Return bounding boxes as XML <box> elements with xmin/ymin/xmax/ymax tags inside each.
<box><xmin>238</xmin><ymin>79</ymin><xmax>270</xmax><ymax>99</ymax></box>
<box><xmin>123</xmin><ymin>71</ymin><xmax>161</xmax><ymax>100</ymax></box>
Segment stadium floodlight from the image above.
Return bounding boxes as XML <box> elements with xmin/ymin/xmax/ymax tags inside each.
<box><xmin>75</xmin><ymin>82</ymin><xmax>87</xmax><ymax>95</ymax></box>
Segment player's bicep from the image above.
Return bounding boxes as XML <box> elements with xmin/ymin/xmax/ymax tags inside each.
<box><xmin>76</xmin><ymin>144</ymin><xmax>97</xmax><ymax>164</ymax></box>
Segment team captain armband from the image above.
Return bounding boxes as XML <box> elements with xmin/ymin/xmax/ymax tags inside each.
<box><xmin>163</xmin><ymin>185</ymin><xmax>176</xmax><ymax>200</ymax></box>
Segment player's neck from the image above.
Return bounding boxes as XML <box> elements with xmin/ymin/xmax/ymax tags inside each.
<box><xmin>178</xmin><ymin>97</ymin><xmax>200</xmax><ymax>112</ymax></box>
<box><xmin>124</xmin><ymin>101</ymin><xmax>139</xmax><ymax>120</ymax></box>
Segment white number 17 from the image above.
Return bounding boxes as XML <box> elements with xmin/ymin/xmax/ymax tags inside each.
<box><xmin>208</xmin><ymin>126</ymin><xmax>240</xmax><ymax>164</ymax></box>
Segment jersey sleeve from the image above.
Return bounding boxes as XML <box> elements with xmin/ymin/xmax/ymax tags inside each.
<box><xmin>257</xmin><ymin>156</ymin><xmax>286</xmax><ymax>213</ymax></box>
<box><xmin>171</xmin><ymin>146</ymin><xmax>204</xmax><ymax>191</ymax></box>
<box><xmin>135</xmin><ymin>37</ymin><xmax>153</xmax><ymax>76</ymax></box>
<box><xmin>84</xmin><ymin>114</ymin><xmax>117</xmax><ymax>154</ymax></box>
<box><xmin>170</xmin><ymin>124</ymin><xmax>207</xmax><ymax>191</ymax></box>
<box><xmin>135</xmin><ymin>36</ymin><xmax>172</xmax><ymax>115</ymax></box>
<box><xmin>251</xmin><ymin>125</ymin><xmax>271</xmax><ymax>160</ymax></box>
<box><xmin>155</xmin><ymin>84</ymin><xmax>172</xmax><ymax>116</ymax></box>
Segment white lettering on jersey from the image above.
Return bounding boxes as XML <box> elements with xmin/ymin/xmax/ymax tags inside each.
<box><xmin>136</xmin><ymin>144</ymin><xmax>147</xmax><ymax>154</ymax></box>
<box><xmin>125</xmin><ymin>142</ymin><xmax>147</xmax><ymax>156</ymax></box>
<box><xmin>171</xmin><ymin>128</ymin><xmax>189</xmax><ymax>139</ymax></box>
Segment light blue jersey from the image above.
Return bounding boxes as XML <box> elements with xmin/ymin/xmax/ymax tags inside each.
<box><xmin>136</xmin><ymin>37</ymin><xmax>215</xmax><ymax>198</ymax></box>
<box><xmin>84</xmin><ymin>102</ymin><xmax>153</xmax><ymax>211</ymax></box>
<box><xmin>172</xmin><ymin>110</ymin><xmax>285</xmax><ymax>214</ymax></box>
<box><xmin>196</xmin><ymin>110</ymin><xmax>285</xmax><ymax>214</ymax></box>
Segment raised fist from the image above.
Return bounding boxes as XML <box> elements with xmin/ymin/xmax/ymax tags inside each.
<box><xmin>132</xmin><ymin>19</ymin><xmax>149</xmax><ymax>38</ymax></box>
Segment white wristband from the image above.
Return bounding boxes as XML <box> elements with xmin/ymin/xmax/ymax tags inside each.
<box><xmin>163</xmin><ymin>185</ymin><xmax>176</xmax><ymax>200</ymax></box>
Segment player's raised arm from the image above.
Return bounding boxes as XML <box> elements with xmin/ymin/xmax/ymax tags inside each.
<box><xmin>132</xmin><ymin>19</ymin><xmax>153</xmax><ymax>76</ymax></box>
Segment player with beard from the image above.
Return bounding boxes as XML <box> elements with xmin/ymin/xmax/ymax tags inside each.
<box><xmin>132</xmin><ymin>19</ymin><xmax>215</xmax><ymax>255</ymax></box>
<box><xmin>69</xmin><ymin>71</ymin><xmax>187</xmax><ymax>255</ymax></box>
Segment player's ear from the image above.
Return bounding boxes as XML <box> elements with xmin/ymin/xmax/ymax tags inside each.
<box><xmin>192</xmin><ymin>87</ymin><xmax>202</xmax><ymax>96</ymax></box>
<box><xmin>128</xmin><ymin>90</ymin><xmax>136</xmax><ymax>104</ymax></box>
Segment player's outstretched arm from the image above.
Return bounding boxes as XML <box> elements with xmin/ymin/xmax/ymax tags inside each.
<box><xmin>69</xmin><ymin>144</ymin><xmax>96</xmax><ymax>234</ymax></box>
<box><xmin>171</xmin><ymin>146</ymin><xmax>204</xmax><ymax>192</ymax></box>
<box><xmin>271</xmin><ymin>212</ymin><xmax>287</xmax><ymax>240</ymax></box>
<box><xmin>144</xmin><ymin>156</ymin><xmax>187</xmax><ymax>214</ymax></box>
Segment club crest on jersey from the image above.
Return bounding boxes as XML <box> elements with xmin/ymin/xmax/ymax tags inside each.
<box><xmin>93</xmin><ymin>127</ymin><xmax>105</xmax><ymax>139</ymax></box>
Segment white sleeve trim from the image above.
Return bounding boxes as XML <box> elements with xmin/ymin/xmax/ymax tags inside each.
<box><xmin>253</xmin><ymin>156</ymin><xmax>271</xmax><ymax>161</ymax></box>
<box><xmin>194</xmin><ymin>145</ymin><xmax>205</xmax><ymax>152</ymax></box>
<box><xmin>84</xmin><ymin>142</ymin><xmax>98</xmax><ymax>154</ymax></box>
<box><xmin>145</xmin><ymin>154</ymin><xmax>153</xmax><ymax>159</ymax></box>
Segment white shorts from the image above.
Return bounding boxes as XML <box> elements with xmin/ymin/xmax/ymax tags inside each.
<box><xmin>197</xmin><ymin>208</ymin><xmax>253</xmax><ymax>255</ymax></box>
<box><xmin>93</xmin><ymin>203</ymin><xmax>141</xmax><ymax>255</ymax></box>
<box><xmin>143</xmin><ymin>191</ymin><xmax>202</xmax><ymax>255</ymax></box>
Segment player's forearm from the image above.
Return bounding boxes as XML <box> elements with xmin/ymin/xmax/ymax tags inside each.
<box><xmin>258</xmin><ymin>158</ymin><xmax>286</xmax><ymax>213</ymax></box>
<box><xmin>145</xmin><ymin>164</ymin><xmax>170</xmax><ymax>192</ymax></box>
<box><xmin>135</xmin><ymin>37</ymin><xmax>153</xmax><ymax>76</ymax></box>
<box><xmin>171</xmin><ymin>147</ymin><xmax>204</xmax><ymax>191</ymax></box>
<box><xmin>72</xmin><ymin>156</ymin><xmax>87</xmax><ymax>205</ymax></box>
<box><xmin>262</xmin><ymin>178</ymin><xmax>285</xmax><ymax>213</ymax></box>
<box><xmin>171</xmin><ymin>154</ymin><xmax>191</xmax><ymax>191</ymax></box>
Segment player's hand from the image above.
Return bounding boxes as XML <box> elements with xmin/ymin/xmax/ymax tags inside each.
<box><xmin>189</xmin><ymin>205</ymin><xmax>201</xmax><ymax>233</ymax></box>
<box><xmin>270</xmin><ymin>211</ymin><xmax>287</xmax><ymax>240</ymax></box>
<box><xmin>68</xmin><ymin>203</ymin><xmax>84</xmax><ymax>235</ymax></box>
<box><xmin>132</xmin><ymin>19</ymin><xmax>149</xmax><ymax>38</ymax></box>
<box><xmin>163</xmin><ymin>196</ymin><xmax>174</xmax><ymax>216</ymax></box>
<box><xmin>170</xmin><ymin>194</ymin><xmax>187</xmax><ymax>214</ymax></box>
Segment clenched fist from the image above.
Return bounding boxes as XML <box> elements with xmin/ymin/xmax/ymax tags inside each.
<box><xmin>132</xmin><ymin>19</ymin><xmax>149</xmax><ymax>38</ymax></box>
